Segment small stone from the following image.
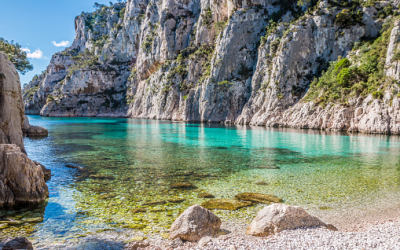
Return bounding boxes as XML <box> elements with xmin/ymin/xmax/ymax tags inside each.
<box><xmin>168</xmin><ymin>238</ymin><xmax>183</xmax><ymax>248</ymax></box>
<box><xmin>123</xmin><ymin>240</ymin><xmax>150</xmax><ymax>250</ymax></box>
<box><xmin>99</xmin><ymin>194</ymin><xmax>117</xmax><ymax>199</ymax></box>
<box><xmin>168</xmin><ymin>198</ymin><xmax>186</xmax><ymax>203</ymax></box>
<box><xmin>256</xmin><ymin>165</ymin><xmax>280</xmax><ymax>169</ymax></box>
<box><xmin>0</xmin><ymin>220</ymin><xmax>23</xmax><ymax>225</ymax></box>
<box><xmin>150</xmin><ymin>208</ymin><xmax>166</xmax><ymax>213</ymax></box>
<box><xmin>131</xmin><ymin>208</ymin><xmax>147</xmax><ymax>214</ymax></box>
<box><xmin>23</xmin><ymin>217</ymin><xmax>44</xmax><ymax>223</ymax></box>
<box><xmin>198</xmin><ymin>236</ymin><xmax>213</xmax><ymax>247</ymax></box>
<box><xmin>198</xmin><ymin>192</ymin><xmax>215</xmax><ymax>198</ymax></box>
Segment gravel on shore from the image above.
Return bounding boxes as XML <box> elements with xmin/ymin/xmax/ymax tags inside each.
<box><xmin>35</xmin><ymin>218</ymin><xmax>400</xmax><ymax>250</ymax></box>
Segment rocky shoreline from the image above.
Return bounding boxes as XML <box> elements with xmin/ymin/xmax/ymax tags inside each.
<box><xmin>21</xmin><ymin>204</ymin><xmax>400</xmax><ymax>250</ymax></box>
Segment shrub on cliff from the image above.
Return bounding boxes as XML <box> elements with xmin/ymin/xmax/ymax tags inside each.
<box><xmin>0</xmin><ymin>38</ymin><xmax>33</xmax><ymax>75</ymax></box>
<box><xmin>305</xmin><ymin>19</ymin><xmax>395</xmax><ymax>105</ymax></box>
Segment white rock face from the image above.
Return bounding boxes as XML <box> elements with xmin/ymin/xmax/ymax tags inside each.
<box><xmin>0</xmin><ymin>52</ymin><xmax>26</xmax><ymax>153</ymax></box>
<box><xmin>0</xmin><ymin>144</ymin><xmax>49</xmax><ymax>207</ymax></box>
<box><xmin>247</xmin><ymin>204</ymin><xmax>336</xmax><ymax>237</ymax></box>
<box><xmin>169</xmin><ymin>205</ymin><xmax>221</xmax><ymax>242</ymax></box>
<box><xmin>22</xmin><ymin>0</ymin><xmax>400</xmax><ymax>134</ymax></box>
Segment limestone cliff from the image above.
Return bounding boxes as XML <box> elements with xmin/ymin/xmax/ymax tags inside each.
<box><xmin>22</xmin><ymin>0</ymin><xmax>400</xmax><ymax>134</ymax></box>
<box><xmin>0</xmin><ymin>52</ymin><xmax>26</xmax><ymax>153</ymax></box>
<box><xmin>0</xmin><ymin>52</ymin><xmax>49</xmax><ymax>207</ymax></box>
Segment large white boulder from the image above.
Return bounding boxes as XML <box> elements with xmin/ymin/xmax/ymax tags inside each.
<box><xmin>170</xmin><ymin>205</ymin><xmax>221</xmax><ymax>242</ymax></box>
<box><xmin>247</xmin><ymin>204</ymin><xmax>337</xmax><ymax>236</ymax></box>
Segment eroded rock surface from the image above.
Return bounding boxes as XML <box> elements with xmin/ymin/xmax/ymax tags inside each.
<box><xmin>246</xmin><ymin>204</ymin><xmax>337</xmax><ymax>237</ymax></box>
<box><xmin>0</xmin><ymin>237</ymin><xmax>33</xmax><ymax>250</ymax></box>
<box><xmin>170</xmin><ymin>205</ymin><xmax>221</xmax><ymax>242</ymax></box>
<box><xmin>0</xmin><ymin>52</ymin><xmax>25</xmax><ymax>153</ymax></box>
<box><xmin>22</xmin><ymin>115</ymin><xmax>48</xmax><ymax>137</ymax></box>
<box><xmin>0</xmin><ymin>144</ymin><xmax>49</xmax><ymax>207</ymax></box>
<box><xmin>21</xmin><ymin>0</ymin><xmax>400</xmax><ymax>134</ymax></box>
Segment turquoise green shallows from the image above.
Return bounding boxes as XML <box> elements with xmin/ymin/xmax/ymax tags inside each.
<box><xmin>2</xmin><ymin>115</ymin><xmax>400</xmax><ymax>245</ymax></box>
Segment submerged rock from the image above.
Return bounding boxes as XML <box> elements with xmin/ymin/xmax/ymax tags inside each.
<box><xmin>89</xmin><ymin>175</ymin><xmax>115</xmax><ymax>180</ymax></box>
<box><xmin>0</xmin><ymin>144</ymin><xmax>49</xmax><ymax>207</ymax></box>
<box><xmin>170</xmin><ymin>182</ymin><xmax>197</xmax><ymax>189</ymax></box>
<box><xmin>201</xmin><ymin>199</ymin><xmax>254</xmax><ymax>211</ymax></box>
<box><xmin>198</xmin><ymin>192</ymin><xmax>215</xmax><ymax>199</ymax></box>
<box><xmin>0</xmin><ymin>237</ymin><xmax>33</xmax><ymax>250</ymax></box>
<box><xmin>170</xmin><ymin>205</ymin><xmax>221</xmax><ymax>242</ymax></box>
<box><xmin>142</xmin><ymin>200</ymin><xmax>166</xmax><ymax>206</ymax></box>
<box><xmin>235</xmin><ymin>193</ymin><xmax>283</xmax><ymax>204</ymax></box>
<box><xmin>247</xmin><ymin>204</ymin><xmax>337</xmax><ymax>237</ymax></box>
<box><xmin>168</xmin><ymin>198</ymin><xmax>186</xmax><ymax>203</ymax></box>
<box><xmin>23</xmin><ymin>217</ymin><xmax>44</xmax><ymax>223</ymax></box>
<box><xmin>131</xmin><ymin>208</ymin><xmax>147</xmax><ymax>214</ymax></box>
<box><xmin>256</xmin><ymin>166</ymin><xmax>280</xmax><ymax>170</ymax></box>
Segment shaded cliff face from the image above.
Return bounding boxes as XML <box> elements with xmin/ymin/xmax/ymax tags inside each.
<box><xmin>22</xmin><ymin>0</ymin><xmax>400</xmax><ymax>133</ymax></box>
<box><xmin>0</xmin><ymin>52</ymin><xmax>49</xmax><ymax>207</ymax></box>
<box><xmin>0</xmin><ymin>52</ymin><xmax>26</xmax><ymax>153</ymax></box>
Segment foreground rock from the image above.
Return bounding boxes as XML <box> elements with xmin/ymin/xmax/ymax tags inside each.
<box><xmin>0</xmin><ymin>144</ymin><xmax>49</xmax><ymax>207</ymax></box>
<box><xmin>0</xmin><ymin>52</ymin><xmax>26</xmax><ymax>154</ymax></box>
<box><xmin>247</xmin><ymin>204</ymin><xmax>337</xmax><ymax>237</ymax></box>
<box><xmin>235</xmin><ymin>193</ymin><xmax>283</xmax><ymax>204</ymax></box>
<box><xmin>201</xmin><ymin>199</ymin><xmax>253</xmax><ymax>211</ymax></box>
<box><xmin>170</xmin><ymin>205</ymin><xmax>221</xmax><ymax>242</ymax></box>
<box><xmin>123</xmin><ymin>240</ymin><xmax>149</xmax><ymax>250</ymax></box>
<box><xmin>33</xmin><ymin>161</ymin><xmax>51</xmax><ymax>182</ymax></box>
<box><xmin>22</xmin><ymin>115</ymin><xmax>48</xmax><ymax>137</ymax></box>
<box><xmin>0</xmin><ymin>237</ymin><xmax>33</xmax><ymax>250</ymax></box>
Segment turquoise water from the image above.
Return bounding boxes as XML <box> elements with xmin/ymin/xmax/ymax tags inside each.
<box><xmin>2</xmin><ymin>116</ymin><xmax>400</xmax><ymax>245</ymax></box>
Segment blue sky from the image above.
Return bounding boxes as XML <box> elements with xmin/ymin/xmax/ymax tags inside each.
<box><xmin>0</xmin><ymin>0</ymin><xmax>113</xmax><ymax>85</ymax></box>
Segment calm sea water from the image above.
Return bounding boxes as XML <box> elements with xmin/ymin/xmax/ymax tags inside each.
<box><xmin>2</xmin><ymin>115</ymin><xmax>400</xmax><ymax>246</ymax></box>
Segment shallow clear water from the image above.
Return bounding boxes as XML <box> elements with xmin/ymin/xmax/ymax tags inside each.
<box><xmin>2</xmin><ymin>116</ymin><xmax>400</xmax><ymax>246</ymax></box>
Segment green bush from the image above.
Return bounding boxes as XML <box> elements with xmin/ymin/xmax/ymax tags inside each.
<box><xmin>337</xmin><ymin>68</ymin><xmax>351</xmax><ymax>87</ymax></box>
<box><xmin>335</xmin><ymin>58</ymin><xmax>351</xmax><ymax>71</ymax></box>
<box><xmin>217</xmin><ymin>80</ymin><xmax>234</xmax><ymax>85</ymax></box>
<box><xmin>46</xmin><ymin>95</ymin><xmax>55</xmax><ymax>104</ymax></box>
<box><xmin>372</xmin><ymin>90</ymin><xmax>383</xmax><ymax>99</ymax></box>
<box><xmin>305</xmin><ymin>18</ymin><xmax>394</xmax><ymax>106</ymax></box>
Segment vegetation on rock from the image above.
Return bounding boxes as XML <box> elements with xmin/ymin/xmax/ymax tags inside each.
<box><xmin>0</xmin><ymin>38</ymin><xmax>33</xmax><ymax>74</ymax></box>
<box><xmin>305</xmin><ymin>19</ymin><xmax>396</xmax><ymax>106</ymax></box>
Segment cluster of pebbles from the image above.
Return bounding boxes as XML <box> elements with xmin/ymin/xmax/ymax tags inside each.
<box><xmin>32</xmin><ymin>212</ymin><xmax>400</xmax><ymax>250</ymax></box>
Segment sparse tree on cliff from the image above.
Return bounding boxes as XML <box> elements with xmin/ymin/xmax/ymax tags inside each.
<box><xmin>0</xmin><ymin>38</ymin><xmax>33</xmax><ymax>75</ymax></box>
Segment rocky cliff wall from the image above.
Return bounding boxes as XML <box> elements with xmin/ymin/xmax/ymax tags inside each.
<box><xmin>0</xmin><ymin>52</ymin><xmax>49</xmax><ymax>207</ymax></box>
<box><xmin>22</xmin><ymin>0</ymin><xmax>400</xmax><ymax>134</ymax></box>
<box><xmin>0</xmin><ymin>52</ymin><xmax>26</xmax><ymax>153</ymax></box>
